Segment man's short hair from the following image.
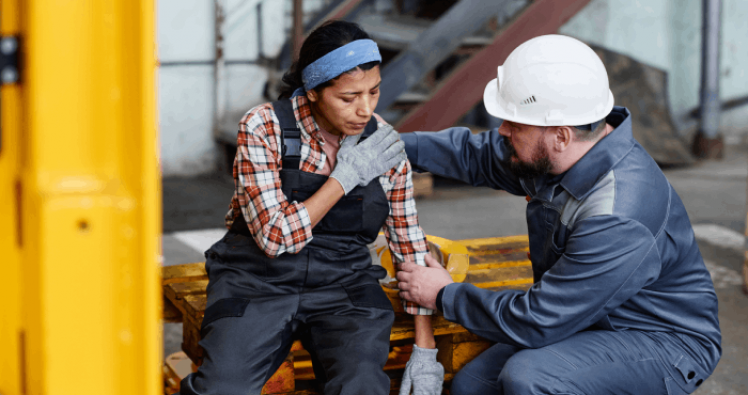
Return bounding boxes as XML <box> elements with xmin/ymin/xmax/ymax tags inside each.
<box><xmin>573</xmin><ymin>120</ymin><xmax>607</xmax><ymax>142</ymax></box>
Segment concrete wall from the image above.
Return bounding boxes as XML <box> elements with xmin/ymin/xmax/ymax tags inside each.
<box><xmin>158</xmin><ymin>1</ymin><xmax>396</xmax><ymax>177</ymax></box>
<box><xmin>158</xmin><ymin>0</ymin><xmax>331</xmax><ymax>176</ymax></box>
<box><xmin>158</xmin><ymin>0</ymin><xmax>218</xmax><ymax>176</ymax></box>
<box><xmin>560</xmin><ymin>0</ymin><xmax>748</xmax><ymax>144</ymax></box>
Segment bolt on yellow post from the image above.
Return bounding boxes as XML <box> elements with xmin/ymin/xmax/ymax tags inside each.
<box><xmin>0</xmin><ymin>1</ymin><xmax>162</xmax><ymax>395</ymax></box>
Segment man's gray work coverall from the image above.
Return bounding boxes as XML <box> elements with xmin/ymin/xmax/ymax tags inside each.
<box><xmin>401</xmin><ymin>107</ymin><xmax>721</xmax><ymax>395</ymax></box>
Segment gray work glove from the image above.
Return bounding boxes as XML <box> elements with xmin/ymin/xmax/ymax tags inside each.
<box><xmin>330</xmin><ymin>124</ymin><xmax>406</xmax><ymax>194</ymax></box>
<box><xmin>399</xmin><ymin>345</ymin><xmax>444</xmax><ymax>395</ymax></box>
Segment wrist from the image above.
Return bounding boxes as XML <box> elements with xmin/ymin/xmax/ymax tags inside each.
<box><xmin>329</xmin><ymin>164</ymin><xmax>357</xmax><ymax>194</ymax></box>
<box><xmin>410</xmin><ymin>344</ymin><xmax>439</xmax><ymax>362</ymax></box>
<box><xmin>414</xmin><ymin>315</ymin><xmax>436</xmax><ymax>349</ymax></box>
<box><xmin>415</xmin><ymin>338</ymin><xmax>437</xmax><ymax>349</ymax></box>
<box><xmin>435</xmin><ymin>286</ymin><xmax>446</xmax><ymax>312</ymax></box>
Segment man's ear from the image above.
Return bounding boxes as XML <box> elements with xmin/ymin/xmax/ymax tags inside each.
<box><xmin>552</xmin><ymin>126</ymin><xmax>574</xmax><ymax>152</ymax></box>
<box><xmin>306</xmin><ymin>89</ymin><xmax>319</xmax><ymax>103</ymax></box>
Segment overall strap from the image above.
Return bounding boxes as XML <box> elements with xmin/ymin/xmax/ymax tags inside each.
<box><xmin>272</xmin><ymin>98</ymin><xmax>380</xmax><ymax>169</ymax></box>
<box><xmin>361</xmin><ymin>117</ymin><xmax>379</xmax><ymax>139</ymax></box>
<box><xmin>272</xmin><ymin>99</ymin><xmax>302</xmax><ymax>170</ymax></box>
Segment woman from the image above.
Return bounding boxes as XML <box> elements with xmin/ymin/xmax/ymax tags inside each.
<box><xmin>179</xmin><ymin>21</ymin><xmax>443</xmax><ymax>395</ymax></box>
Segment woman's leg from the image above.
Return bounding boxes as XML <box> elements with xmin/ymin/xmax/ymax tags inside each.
<box><xmin>179</xmin><ymin>293</ymin><xmax>300</xmax><ymax>395</ymax></box>
<box><xmin>298</xmin><ymin>280</ymin><xmax>395</xmax><ymax>395</ymax></box>
<box><xmin>179</xmin><ymin>233</ymin><xmax>304</xmax><ymax>395</ymax></box>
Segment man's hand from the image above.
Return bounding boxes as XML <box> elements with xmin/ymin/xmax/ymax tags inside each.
<box><xmin>397</xmin><ymin>254</ymin><xmax>454</xmax><ymax>310</ymax></box>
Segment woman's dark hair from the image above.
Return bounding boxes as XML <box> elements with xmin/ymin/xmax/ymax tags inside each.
<box><xmin>278</xmin><ymin>20</ymin><xmax>380</xmax><ymax>99</ymax></box>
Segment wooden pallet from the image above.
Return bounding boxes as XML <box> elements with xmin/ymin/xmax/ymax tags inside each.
<box><xmin>162</xmin><ymin>235</ymin><xmax>532</xmax><ymax>394</ymax></box>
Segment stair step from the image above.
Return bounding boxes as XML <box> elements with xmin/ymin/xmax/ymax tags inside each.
<box><xmin>356</xmin><ymin>13</ymin><xmax>493</xmax><ymax>51</ymax></box>
<box><xmin>396</xmin><ymin>90</ymin><xmax>430</xmax><ymax>103</ymax></box>
<box><xmin>355</xmin><ymin>13</ymin><xmax>432</xmax><ymax>50</ymax></box>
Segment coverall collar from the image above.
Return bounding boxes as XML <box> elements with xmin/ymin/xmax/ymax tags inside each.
<box><xmin>557</xmin><ymin>106</ymin><xmax>634</xmax><ymax>201</ymax></box>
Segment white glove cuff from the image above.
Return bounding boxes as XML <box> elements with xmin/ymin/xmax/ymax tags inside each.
<box><xmin>410</xmin><ymin>345</ymin><xmax>439</xmax><ymax>363</ymax></box>
<box><xmin>330</xmin><ymin>165</ymin><xmax>358</xmax><ymax>195</ymax></box>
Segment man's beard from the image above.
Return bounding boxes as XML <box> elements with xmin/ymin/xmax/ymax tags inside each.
<box><xmin>505</xmin><ymin>140</ymin><xmax>553</xmax><ymax>179</ymax></box>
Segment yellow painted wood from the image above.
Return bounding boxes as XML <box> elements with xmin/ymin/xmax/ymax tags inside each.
<box><xmin>427</xmin><ymin>235</ymin><xmax>470</xmax><ymax>282</ymax></box>
<box><xmin>375</xmin><ymin>234</ymin><xmax>472</xmax><ymax>283</ymax></box>
<box><xmin>473</xmin><ymin>278</ymin><xmax>535</xmax><ymax>289</ymax></box>
<box><xmin>464</xmin><ymin>266</ymin><xmax>534</xmax><ymax>285</ymax></box>
<box><xmin>7</xmin><ymin>1</ymin><xmax>161</xmax><ymax>394</ymax></box>
<box><xmin>164</xmin><ymin>280</ymin><xmax>210</xmax><ymax>306</ymax></box>
<box><xmin>469</xmin><ymin>260</ymin><xmax>531</xmax><ymax>270</ymax></box>
<box><xmin>163</xmin><ymin>262</ymin><xmax>208</xmax><ymax>284</ymax></box>
<box><xmin>459</xmin><ymin>235</ymin><xmax>530</xmax><ymax>250</ymax></box>
<box><xmin>166</xmin><ymin>233</ymin><xmax>536</xmax><ymax>392</ymax></box>
<box><xmin>0</xmin><ymin>0</ymin><xmax>23</xmax><ymax>393</ymax></box>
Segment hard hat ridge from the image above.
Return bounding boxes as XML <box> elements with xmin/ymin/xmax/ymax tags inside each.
<box><xmin>483</xmin><ymin>34</ymin><xmax>614</xmax><ymax>127</ymax></box>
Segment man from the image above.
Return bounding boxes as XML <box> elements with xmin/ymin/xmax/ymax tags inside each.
<box><xmin>396</xmin><ymin>35</ymin><xmax>721</xmax><ymax>395</ymax></box>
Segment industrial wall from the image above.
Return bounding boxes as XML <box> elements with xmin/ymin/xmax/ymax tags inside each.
<box><xmin>157</xmin><ymin>0</ymin><xmax>330</xmax><ymax>176</ymax></box>
<box><xmin>158</xmin><ymin>0</ymin><xmax>748</xmax><ymax>176</ymax></box>
<box><xmin>561</xmin><ymin>0</ymin><xmax>748</xmax><ymax>144</ymax></box>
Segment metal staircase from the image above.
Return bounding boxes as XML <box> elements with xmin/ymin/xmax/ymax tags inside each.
<box><xmin>272</xmin><ymin>0</ymin><xmax>593</xmax><ymax>132</ymax></box>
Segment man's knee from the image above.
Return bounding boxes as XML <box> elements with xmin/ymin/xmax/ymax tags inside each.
<box><xmin>451</xmin><ymin>368</ymin><xmax>500</xmax><ymax>395</ymax></box>
<box><xmin>499</xmin><ymin>349</ymin><xmax>567</xmax><ymax>395</ymax></box>
<box><xmin>451</xmin><ymin>342</ymin><xmax>520</xmax><ymax>395</ymax></box>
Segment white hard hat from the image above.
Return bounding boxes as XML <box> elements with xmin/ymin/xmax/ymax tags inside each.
<box><xmin>483</xmin><ymin>34</ymin><xmax>614</xmax><ymax>127</ymax></box>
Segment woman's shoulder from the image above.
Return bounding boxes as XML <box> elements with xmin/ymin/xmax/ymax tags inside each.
<box><xmin>241</xmin><ymin>102</ymin><xmax>277</xmax><ymax>123</ymax></box>
<box><xmin>239</xmin><ymin>102</ymin><xmax>281</xmax><ymax>136</ymax></box>
<box><xmin>372</xmin><ymin>113</ymin><xmax>388</xmax><ymax>126</ymax></box>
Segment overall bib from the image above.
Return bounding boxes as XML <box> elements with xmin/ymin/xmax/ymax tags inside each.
<box><xmin>179</xmin><ymin>100</ymin><xmax>395</xmax><ymax>395</ymax></box>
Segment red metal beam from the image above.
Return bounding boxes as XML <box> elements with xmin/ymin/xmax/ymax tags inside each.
<box><xmin>395</xmin><ymin>0</ymin><xmax>593</xmax><ymax>132</ymax></box>
<box><xmin>293</xmin><ymin>0</ymin><xmax>304</xmax><ymax>61</ymax></box>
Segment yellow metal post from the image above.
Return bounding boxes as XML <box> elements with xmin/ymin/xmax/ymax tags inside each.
<box><xmin>0</xmin><ymin>0</ymin><xmax>23</xmax><ymax>393</ymax></box>
<box><xmin>1</xmin><ymin>1</ymin><xmax>161</xmax><ymax>394</ymax></box>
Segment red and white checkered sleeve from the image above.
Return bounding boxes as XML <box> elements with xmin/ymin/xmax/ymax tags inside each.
<box><xmin>382</xmin><ymin>158</ymin><xmax>433</xmax><ymax>316</ymax></box>
<box><xmin>234</xmin><ymin>105</ymin><xmax>314</xmax><ymax>257</ymax></box>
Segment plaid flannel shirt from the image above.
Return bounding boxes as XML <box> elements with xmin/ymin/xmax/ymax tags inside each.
<box><xmin>225</xmin><ymin>95</ymin><xmax>432</xmax><ymax>315</ymax></box>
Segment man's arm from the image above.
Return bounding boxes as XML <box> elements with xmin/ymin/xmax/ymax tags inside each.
<box><xmin>402</xmin><ymin>215</ymin><xmax>662</xmax><ymax>349</ymax></box>
<box><xmin>446</xmin><ymin>216</ymin><xmax>660</xmax><ymax>348</ymax></box>
<box><xmin>400</xmin><ymin>127</ymin><xmax>525</xmax><ymax>195</ymax></box>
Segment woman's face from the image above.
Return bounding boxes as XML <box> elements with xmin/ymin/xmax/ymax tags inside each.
<box><xmin>307</xmin><ymin>65</ymin><xmax>381</xmax><ymax>137</ymax></box>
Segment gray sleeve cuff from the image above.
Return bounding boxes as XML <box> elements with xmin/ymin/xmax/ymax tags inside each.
<box><xmin>400</xmin><ymin>132</ymin><xmax>422</xmax><ymax>172</ymax></box>
<box><xmin>440</xmin><ymin>283</ymin><xmax>462</xmax><ymax>322</ymax></box>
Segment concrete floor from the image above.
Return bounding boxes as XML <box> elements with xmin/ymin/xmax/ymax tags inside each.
<box><xmin>162</xmin><ymin>145</ymin><xmax>748</xmax><ymax>394</ymax></box>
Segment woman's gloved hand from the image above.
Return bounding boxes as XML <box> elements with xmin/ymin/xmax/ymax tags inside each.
<box><xmin>398</xmin><ymin>345</ymin><xmax>444</xmax><ymax>395</ymax></box>
<box><xmin>330</xmin><ymin>124</ymin><xmax>406</xmax><ymax>194</ymax></box>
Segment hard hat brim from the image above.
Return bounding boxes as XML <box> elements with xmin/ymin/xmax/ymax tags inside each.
<box><xmin>483</xmin><ymin>77</ymin><xmax>508</xmax><ymax>122</ymax></box>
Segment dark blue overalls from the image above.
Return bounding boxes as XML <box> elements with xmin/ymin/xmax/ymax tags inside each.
<box><xmin>179</xmin><ymin>99</ymin><xmax>395</xmax><ymax>395</ymax></box>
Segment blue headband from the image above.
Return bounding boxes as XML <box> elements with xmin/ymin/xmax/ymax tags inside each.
<box><xmin>301</xmin><ymin>39</ymin><xmax>381</xmax><ymax>92</ymax></box>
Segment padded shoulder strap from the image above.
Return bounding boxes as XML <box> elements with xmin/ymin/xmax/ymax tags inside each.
<box><xmin>272</xmin><ymin>98</ymin><xmax>381</xmax><ymax>169</ymax></box>
<box><xmin>271</xmin><ymin>99</ymin><xmax>301</xmax><ymax>170</ymax></box>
